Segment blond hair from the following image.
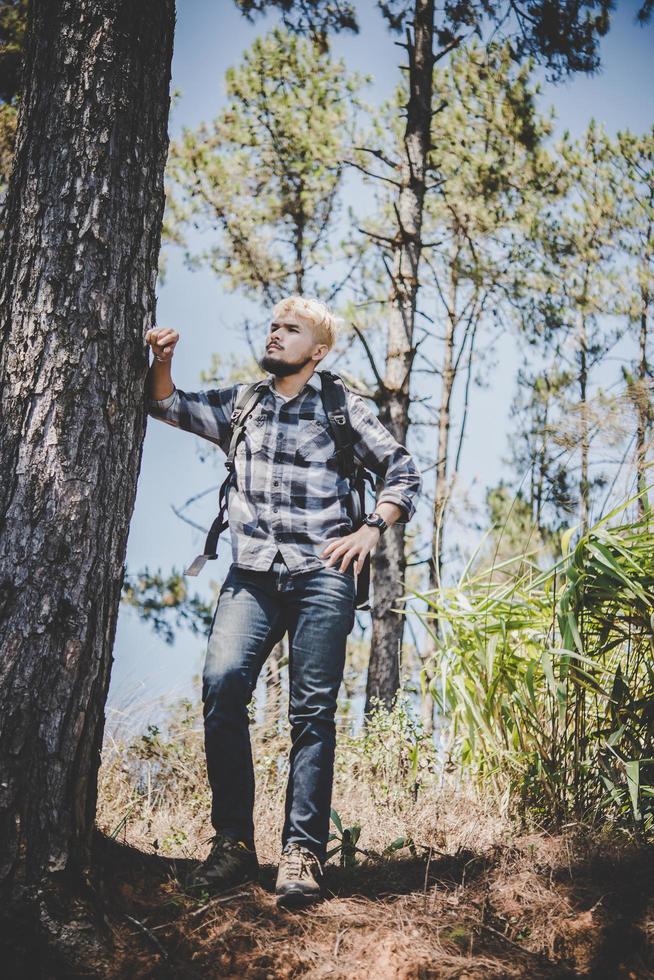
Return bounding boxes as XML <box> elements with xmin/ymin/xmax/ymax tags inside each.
<box><xmin>271</xmin><ymin>295</ymin><xmax>341</xmax><ymax>352</ymax></box>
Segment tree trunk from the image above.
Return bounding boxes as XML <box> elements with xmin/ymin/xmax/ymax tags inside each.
<box><xmin>365</xmin><ymin>0</ymin><xmax>433</xmax><ymax>714</ymax></box>
<box><xmin>636</xmin><ymin>288</ymin><xmax>651</xmax><ymax>518</ymax></box>
<box><xmin>417</xmin><ymin>262</ymin><xmax>457</xmax><ymax>735</ymax></box>
<box><xmin>578</xmin><ymin>313</ymin><xmax>589</xmax><ymax>532</ymax></box>
<box><xmin>265</xmin><ymin>638</ymin><xmax>284</xmax><ymax>728</ymax></box>
<box><xmin>535</xmin><ymin>380</ymin><xmax>550</xmax><ymax>531</ymax></box>
<box><xmin>430</xmin><ymin>266</ymin><xmax>457</xmax><ymax>593</ymax></box>
<box><xmin>0</xmin><ymin>0</ymin><xmax>174</xmax><ymax>888</ymax></box>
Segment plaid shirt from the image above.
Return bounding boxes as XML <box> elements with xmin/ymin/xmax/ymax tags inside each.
<box><xmin>147</xmin><ymin>370</ymin><xmax>422</xmax><ymax>576</ymax></box>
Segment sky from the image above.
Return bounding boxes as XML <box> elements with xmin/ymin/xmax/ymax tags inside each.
<box><xmin>106</xmin><ymin>0</ymin><xmax>654</xmax><ymax>732</ymax></box>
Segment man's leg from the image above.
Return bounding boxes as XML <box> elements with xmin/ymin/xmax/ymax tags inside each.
<box><xmin>281</xmin><ymin>566</ymin><xmax>356</xmax><ymax>864</ymax></box>
<box><xmin>202</xmin><ymin>562</ymin><xmax>286</xmax><ymax>846</ymax></box>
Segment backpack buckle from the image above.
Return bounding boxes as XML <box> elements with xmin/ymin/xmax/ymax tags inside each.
<box><xmin>230</xmin><ymin>409</ymin><xmax>242</xmax><ymax>424</ymax></box>
<box><xmin>331</xmin><ymin>413</ymin><xmax>346</xmax><ymax>425</ymax></box>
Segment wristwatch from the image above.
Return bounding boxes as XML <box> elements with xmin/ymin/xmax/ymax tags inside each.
<box><xmin>363</xmin><ymin>511</ymin><xmax>388</xmax><ymax>534</ymax></box>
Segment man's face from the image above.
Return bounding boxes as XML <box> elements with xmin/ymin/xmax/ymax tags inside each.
<box><xmin>259</xmin><ymin>315</ymin><xmax>327</xmax><ymax>377</ymax></box>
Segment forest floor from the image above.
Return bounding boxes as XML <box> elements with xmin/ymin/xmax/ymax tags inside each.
<box><xmin>5</xmin><ymin>707</ymin><xmax>653</xmax><ymax>978</ymax></box>
<box><xmin>8</xmin><ymin>825</ymin><xmax>652</xmax><ymax>979</ymax></box>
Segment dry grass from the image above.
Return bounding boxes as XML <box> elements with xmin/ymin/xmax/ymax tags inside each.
<box><xmin>88</xmin><ymin>697</ymin><xmax>654</xmax><ymax>978</ymax></box>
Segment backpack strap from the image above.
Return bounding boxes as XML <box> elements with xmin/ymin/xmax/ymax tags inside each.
<box><xmin>350</xmin><ymin>465</ymin><xmax>377</xmax><ymax>611</ymax></box>
<box><xmin>318</xmin><ymin>370</ymin><xmax>356</xmax><ymax>481</ymax></box>
<box><xmin>319</xmin><ymin>370</ymin><xmax>376</xmax><ymax>611</ymax></box>
<box><xmin>225</xmin><ymin>382</ymin><xmax>267</xmax><ymax>473</ymax></box>
<box><xmin>184</xmin><ymin>382</ymin><xmax>265</xmax><ymax>577</ymax></box>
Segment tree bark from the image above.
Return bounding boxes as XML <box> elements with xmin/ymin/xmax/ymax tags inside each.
<box><xmin>265</xmin><ymin>638</ymin><xmax>284</xmax><ymax>728</ymax></box>
<box><xmin>0</xmin><ymin>0</ymin><xmax>175</xmax><ymax>887</ymax></box>
<box><xmin>365</xmin><ymin>0</ymin><xmax>433</xmax><ymax>714</ymax></box>
<box><xmin>430</xmin><ymin>263</ymin><xmax>457</xmax><ymax>593</ymax></box>
<box><xmin>578</xmin><ymin>312</ymin><xmax>589</xmax><ymax>533</ymax></box>
<box><xmin>418</xmin><ymin>258</ymin><xmax>457</xmax><ymax>734</ymax></box>
<box><xmin>636</xmin><ymin>287</ymin><xmax>651</xmax><ymax>518</ymax></box>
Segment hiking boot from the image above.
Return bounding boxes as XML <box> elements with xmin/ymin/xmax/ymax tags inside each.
<box><xmin>275</xmin><ymin>842</ymin><xmax>324</xmax><ymax>908</ymax></box>
<box><xmin>186</xmin><ymin>834</ymin><xmax>259</xmax><ymax>893</ymax></box>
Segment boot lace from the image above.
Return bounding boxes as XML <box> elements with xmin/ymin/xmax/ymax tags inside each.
<box><xmin>284</xmin><ymin>843</ymin><xmax>318</xmax><ymax>880</ymax></box>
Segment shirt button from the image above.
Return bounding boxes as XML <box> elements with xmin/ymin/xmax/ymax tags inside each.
<box><xmin>273</xmin><ymin>506</ymin><xmax>279</xmax><ymax>513</ymax></box>
<box><xmin>273</xmin><ymin>481</ymin><xmax>279</xmax><ymax>487</ymax></box>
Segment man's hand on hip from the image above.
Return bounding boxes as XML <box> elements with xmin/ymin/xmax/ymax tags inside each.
<box><xmin>321</xmin><ymin>526</ymin><xmax>380</xmax><ymax>574</ymax></box>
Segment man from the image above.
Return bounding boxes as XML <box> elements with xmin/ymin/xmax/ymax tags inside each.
<box><xmin>145</xmin><ymin>295</ymin><xmax>421</xmax><ymax>907</ymax></box>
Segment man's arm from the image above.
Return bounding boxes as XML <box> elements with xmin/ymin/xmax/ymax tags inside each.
<box><xmin>370</xmin><ymin>500</ymin><xmax>405</xmax><ymax>530</ymax></box>
<box><xmin>145</xmin><ymin>327</ymin><xmax>240</xmax><ymax>450</ymax></box>
<box><xmin>346</xmin><ymin>391</ymin><xmax>422</xmax><ymax>523</ymax></box>
<box><xmin>147</xmin><ymin>360</ymin><xmax>175</xmax><ymax>405</ymax></box>
<box><xmin>321</xmin><ymin>394</ymin><xmax>421</xmax><ymax>572</ymax></box>
<box><xmin>146</xmin><ymin>326</ymin><xmax>177</xmax><ymax>399</ymax></box>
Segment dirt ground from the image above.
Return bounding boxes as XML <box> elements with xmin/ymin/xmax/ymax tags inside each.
<box><xmin>4</xmin><ymin>830</ymin><xmax>652</xmax><ymax>979</ymax></box>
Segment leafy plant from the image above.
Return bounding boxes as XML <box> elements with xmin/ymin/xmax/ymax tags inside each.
<box><xmin>412</xmin><ymin>488</ymin><xmax>654</xmax><ymax>835</ymax></box>
<box><xmin>327</xmin><ymin>808</ymin><xmax>362</xmax><ymax>867</ymax></box>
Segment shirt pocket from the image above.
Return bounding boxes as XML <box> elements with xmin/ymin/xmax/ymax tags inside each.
<box><xmin>240</xmin><ymin>408</ymin><xmax>271</xmax><ymax>456</ymax></box>
<box><xmin>296</xmin><ymin>419</ymin><xmax>335</xmax><ymax>463</ymax></box>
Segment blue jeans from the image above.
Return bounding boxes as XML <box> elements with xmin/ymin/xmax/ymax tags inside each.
<box><xmin>202</xmin><ymin>550</ymin><xmax>356</xmax><ymax>863</ymax></box>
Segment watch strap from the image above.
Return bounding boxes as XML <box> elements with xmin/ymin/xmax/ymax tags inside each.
<box><xmin>364</xmin><ymin>511</ymin><xmax>388</xmax><ymax>532</ymax></box>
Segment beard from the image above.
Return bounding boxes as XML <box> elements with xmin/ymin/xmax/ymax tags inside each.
<box><xmin>258</xmin><ymin>350</ymin><xmax>315</xmax><ymax>377</ymax></box>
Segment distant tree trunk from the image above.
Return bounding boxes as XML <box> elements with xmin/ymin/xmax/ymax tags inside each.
<box><xmin>0</xmin><ymin>0</ymin><xmax>174</xmax><ymax>888</ymax></box>
<box><xmin>636</xmin><ymin>288</ymin><xmax>652</xmax><ymax>518</ymax></box>
<box><xmin>431</xmin><ymin>265</ymin><xmax>458</xmax><ymax>593</ymax></box>
<box><xmin>535</xmin><ymin>381</ymin><xmax>551</xmax><ymax>530</ymax></box>
<box><xmin>365</xmin><ymin>0</ymin><xmax>434</xmax><ymax>713</ymax></box>
<box><xmin>265</xmin><ymin>639</ymin><xmax>284</xmax><ymax>728</ymax></box>
<box><xmin>578</xmin><ymin>313</ymin><xmax>589</xmax><ymax>532</ymax></box>
<box><xmin>420</xmin><ymin>672</ymin><xmax>435</xmax><ymax>734</ymax></box>
<box><xmin>419</xmin><ymin>262</ymin><xmax>457</xmax><ymax>736</ymax></box>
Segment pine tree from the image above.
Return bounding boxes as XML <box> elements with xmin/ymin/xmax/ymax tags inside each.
<box><xmin>166</xmin><ymin>28</ymin><xmax>361</xmax><ymax>303</ymax></box>
<box><xmin>521</xmin><ymin>123</ymin><xmax>623</xmax><ymax>531</ymax></box>
<box><xmin>0</xmin><ymin>0</ymin><xmax>174</xmax><ymax>889</ymax></box>
<box><xmin>192</xmin><ymin>0</ymin><xmax>653</xmax><ymax>713</ymax></box>
<box><xmin>612</xmin><ymin>128</ymin><xmax>654</xmax><ymax>515</ymax></box>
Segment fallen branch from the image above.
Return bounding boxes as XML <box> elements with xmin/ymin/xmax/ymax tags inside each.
<box><xmin>124</xmin><ymin>913</ymin><xmax>169</xmax><ymax>961</ymax></box>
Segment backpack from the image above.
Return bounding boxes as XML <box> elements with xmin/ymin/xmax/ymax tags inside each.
<box><xmin>183</xmin><ymin>369</ymin><xmax>376</xmax><ymax>611</ymax></box>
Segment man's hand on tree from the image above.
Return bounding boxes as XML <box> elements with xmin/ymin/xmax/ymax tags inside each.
<box><xmin>145</xmin><ymin>326</ymin><xmax>179</xmax><ymax>363</ymax></box>
<box><xmin>321</xmin><ymin>525</ymin><xmax>380</xmax><ymax>574</ymax></box>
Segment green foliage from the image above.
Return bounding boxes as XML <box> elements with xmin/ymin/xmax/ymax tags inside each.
<box><xmin>482</xmin><ymin>482</ymin><xmax>555</xmax><ymax>569</ymax></box>
<box><xmin>99</xmin><ymin>694</ymin><xmax>436</xmax><ymax>863</ymax></box>
<box><xmin>103</xmin><ymin>700</ymin><xmax>211</xmax><ymax>851</ymax></box>
<box><xmin>612</xmin><ymin>127</ymin><xmax>654</xmax><ymax>509</ymax></box>
<box><xmin>340</xmin><ymin>693</ymin><xmax>438</xmax><ymax>811</ymax></box>
<box><xmin>234</xmin><ymin>0</ymin><xmax>639</xmax><ymax>79</ymax></box>
<box><xmin>121</xmin><ymin>567</ymin><xmax>214</xmax><ymax>644</ymax></box>
<box><xmin>507</xmin><ymin>366</ymin><xmax>580</xmax><ymax>531</ymax></box>
<box><xmin>351</xmin><ymin>40</ymin><xmax>554</xmax><ymax>372</ymax></box>
<box><xmin>166</xmin><ymin>28</ymin><xmax>364</xmax><ymax>302</ymax></box>
<box><xmin>425</xmin><ymin>42</ymin><xmax>554</xmax><ymax>297</ymax></box>
<box><xmin>327</xmin><ymin>808</ymin><xmax>362</xmax><ymax>866</ymax></box>
<box><xmin>0</xmin><ymin>0</ymin><xmax>27</xmax><ymax>193</ymax></box>
<box><xmin>0</xmin><ymin>0</ymin><xmax>27</xmax><ymax>104</ymax></box>
<box><xmin>511</xmin><ymin>128</ymin><xmax>615</xmax><ymax>340</ymax></box>
<box><xmin>414</xmin><ymin>490</ymin><xmax>654</xmax><ymax>834</ymax></box>
<box><xmin>508</xmin><ymin>122</ymin><xmax>652</xmax><ymax>530</ymax></box>
<box><xmin>0</xmin><ymin>100</ymin><xmax>15</xmax><ymax>191</ymax></box>
<box><xmin>233</xmin><ymin>0</ymin><xmax>358</xmax><ymax>49</ymax></box>
<box><xmin>361</xmin><ymin>39</ymin><xmax>554</xmax><ymax>243</ymax></box>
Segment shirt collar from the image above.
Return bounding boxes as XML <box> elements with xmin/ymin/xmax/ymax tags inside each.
<box><xmin>256</xmin><ymin>371</ymin><xmax>322</xmax><ymax>396</ymax></box>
